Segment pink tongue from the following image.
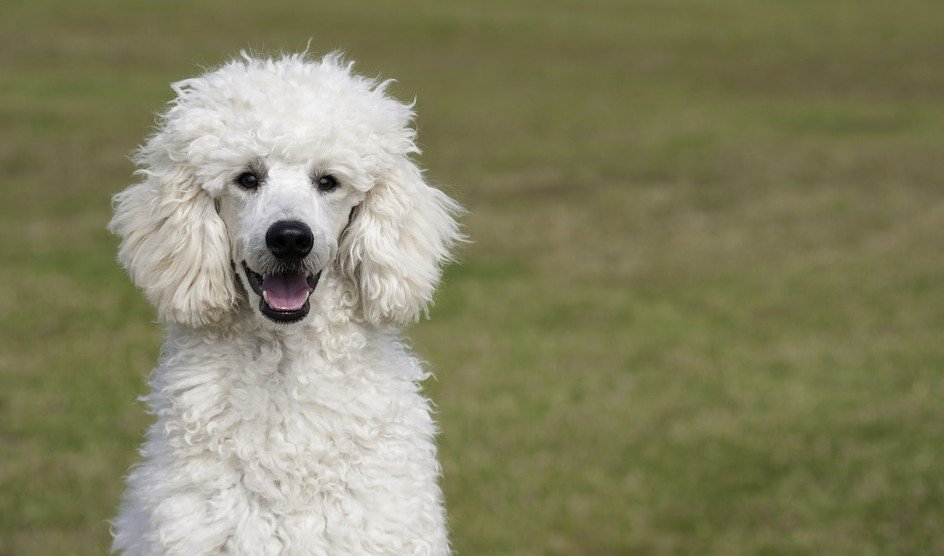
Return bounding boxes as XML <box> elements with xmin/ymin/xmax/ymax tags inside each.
<box><xmin>261</xmin><ymin>272</ymin><xmax>310</xmax><ymax>311</ymax></box>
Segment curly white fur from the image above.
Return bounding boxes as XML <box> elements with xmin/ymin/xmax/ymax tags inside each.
<box><xmin>109</xmin><ymin>52</ymin><xmax>462</xmax><ymax>555</ymax></box>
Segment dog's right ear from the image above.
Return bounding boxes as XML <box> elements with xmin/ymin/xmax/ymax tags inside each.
<box><xmin>109</xmin><ymin>160</ymin><xmax>236</xmax><ymax>328</ymax></box>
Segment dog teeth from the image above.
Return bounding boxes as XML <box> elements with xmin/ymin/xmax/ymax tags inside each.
<box><xmin>262</xmin><ymin>290</ymin><xmax>270</xmax><ymax>304</ymax></box>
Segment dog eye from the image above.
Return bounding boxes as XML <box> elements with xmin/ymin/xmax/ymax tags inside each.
<box><xmin>235</xmin><ymin>172</ymin><xmax>260</xmax><ymax>190</ymax></box>
<box><xmin>315</xmin><ymin>174</ymin><xmax>340</xmax><ymax>192</ymax></box>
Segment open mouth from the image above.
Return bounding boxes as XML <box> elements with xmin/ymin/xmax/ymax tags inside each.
<box><xmin>241</xmin><ymin>261</ymin><xmax>321</xmax><ymax>323</ymax></box>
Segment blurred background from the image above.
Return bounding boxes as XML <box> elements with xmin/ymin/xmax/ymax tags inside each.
<box><xmin>1</xmin><ymin>0</ymin><xmax>943</xmax><ymax>554</ymax></box>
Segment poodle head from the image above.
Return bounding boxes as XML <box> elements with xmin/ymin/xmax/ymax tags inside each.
<box><xmin>110</xmin><ymin>52</ymin><xmax>462</xmax><ymax>328</ymax></box>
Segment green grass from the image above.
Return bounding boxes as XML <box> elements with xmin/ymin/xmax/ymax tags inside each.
<box><xmin>2</xmin><ymin>0</ymin><xmax>943</xmax><ymax>553</ymax></box>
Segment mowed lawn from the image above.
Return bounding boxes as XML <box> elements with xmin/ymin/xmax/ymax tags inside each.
<box><xmin>2</xmin><ymin>0</ymin><xmax>944</xmax><ymax>554</ymax></box>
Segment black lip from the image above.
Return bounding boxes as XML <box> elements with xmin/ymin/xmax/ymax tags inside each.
<box><xmin>242</xmin><ymin>262</ymin><xmax>264</xmax><ymax>296</ymax></box>
<box><xmin>241</xmin><ymin>261</ymin><xmax>322</xmax><ymax>324</ymax></box>
<box><xmin>260</xmin><ymin>297</ymin><xmax>311</xmax><ymax>323</ymax></box>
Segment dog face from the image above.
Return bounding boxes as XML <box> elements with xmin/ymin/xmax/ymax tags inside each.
<box><xmin>110</xmin><ymin>53</ymin><xmax>462</xmax><ymax>328</ymax></box>
<box><xmin>219</xmin><ymin>156</ymin><xmax>364</xmax><ymax>324</ymax></box>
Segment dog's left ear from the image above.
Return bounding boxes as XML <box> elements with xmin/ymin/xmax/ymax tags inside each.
<box><xmin>339</xmin><ymin>157</ymin><xmax>463</xmax><ymax>326</ymax></box>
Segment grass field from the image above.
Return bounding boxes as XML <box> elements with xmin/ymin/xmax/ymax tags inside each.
<box><xmin>2</xmin><ymin>0</ymin><xmax>944</xmax><ymax>554</ymax></box>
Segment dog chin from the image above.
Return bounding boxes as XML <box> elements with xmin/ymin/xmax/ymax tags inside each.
<box><xmin>241</xmin><ymin>261</ymin><xmax>322</xmax><ymax>324</ymax></box>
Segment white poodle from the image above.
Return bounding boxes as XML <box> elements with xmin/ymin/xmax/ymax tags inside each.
<box><xmin>108</xmin><ymin>52</ymin><xmax>462</xmax><ymax>555</ymax></box>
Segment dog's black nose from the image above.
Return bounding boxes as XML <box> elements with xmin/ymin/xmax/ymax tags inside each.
<box><xmin>266</xmin><ymin>220</ymin><xmax>313</xmax><ymax>261</ymax></box>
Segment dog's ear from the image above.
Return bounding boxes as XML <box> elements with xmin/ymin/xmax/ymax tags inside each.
<box><xmin>109</xmin><ymin>161</ymin><xmax>236</xmax><ymax>328</ymax></box>
<box><xmin>339</xmin><ymin>157</ymin><xmax>463</xmax><ymax>326</ymax></box>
